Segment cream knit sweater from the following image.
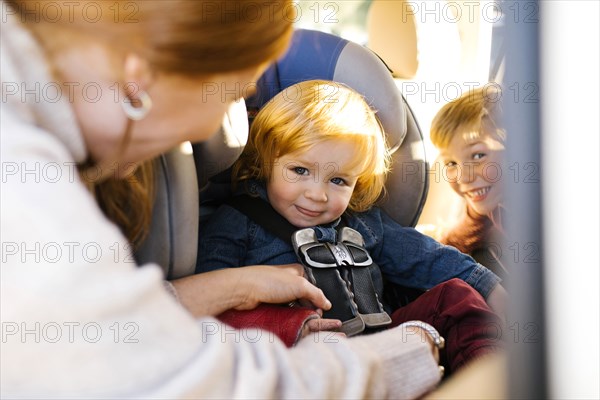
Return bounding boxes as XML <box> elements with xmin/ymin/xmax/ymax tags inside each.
<box><xmin>0</xmin><ymin>5</ymin><xmax>440</xmax><ymax>398</ymax></box>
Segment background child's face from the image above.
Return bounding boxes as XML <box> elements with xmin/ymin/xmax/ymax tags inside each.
<box><xmin>438</xmin><ymin>130</ymin><xmax>505</xmax><ymax>216</ymax></box>
<box><xmin>267</xmin><ymin>140</ymin><xmax>361</xmax><ymax>227</ymax></box>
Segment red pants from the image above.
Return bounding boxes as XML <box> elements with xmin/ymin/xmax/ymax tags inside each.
<box><xmin>390</xmin><ymin>278</ymin><xmax>503</xmax><ymax>373</ymax></box>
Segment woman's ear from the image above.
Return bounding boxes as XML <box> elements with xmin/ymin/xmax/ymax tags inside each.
<box><xmin>122</xmin><ymin>53</ymin><xmax>153</xmax><ymax>98</ymax></box>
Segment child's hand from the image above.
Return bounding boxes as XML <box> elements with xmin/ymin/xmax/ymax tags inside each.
<box><xmin>306</xmin><ymin>317</ymin><xmax>343</xmax><ymax>332</ymax></box>
<box><xmin>300</xmin><ymin>316</ymin><xmax>344</xmax><ymax>339</ymax></box>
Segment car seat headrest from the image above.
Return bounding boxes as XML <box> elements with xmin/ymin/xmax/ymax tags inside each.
<box><xmin>246</xmin><ymin>29</ymin><xmax>407</xmax><ymax>151</ymax></box>
<box><xmin>193</xmin><ymin>99</ymin><xmax>248</xmax><ymax>190</ymax></box>
<box><xmin>245</xmin><ymin>29</ymin><xmax>427</xmax><ymax>227</ymax></box>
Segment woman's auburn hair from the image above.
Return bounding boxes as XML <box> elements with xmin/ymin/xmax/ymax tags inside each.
<box><xmin>8</xmin><ymin>0</ymin><xmax>294</xmax><ymax>74</ymax></box>
<box><xmin>430</xmin><ymin>84</ymin><xmax>505</xmax><ymax>149</ymax></box>
<box><xmin>233</xmin><ymin>79</ymin><xmax>392</xmax><ymax>212</ymax></box>
<box><xmin>8</xmin><ymin>0</ymin><xmax>295</xmax><ymax>247</ymax></box>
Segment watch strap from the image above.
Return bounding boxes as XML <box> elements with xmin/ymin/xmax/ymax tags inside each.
<box><xmin>401</xmin><ymin>320</ymin><xmax>445</xmax><ymax>349</ymax></box>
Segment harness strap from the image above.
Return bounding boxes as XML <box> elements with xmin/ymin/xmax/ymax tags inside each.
<box><xmin>225</xmin><ymin>194</ymin><xmax>296</xmax><ymax>242</ymax></box>
<box><xmin>226</xmin><ymin>194</ymin><xmax>391</xmax><ymax>336</ymax></box>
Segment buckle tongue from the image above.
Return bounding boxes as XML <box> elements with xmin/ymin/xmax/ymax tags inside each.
<box><xmin>292</xmin><ymin>227</ymin><xmax>392</xmax><ymax>335</ymax></box>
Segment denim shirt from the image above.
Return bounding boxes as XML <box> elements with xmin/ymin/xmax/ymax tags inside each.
<box><xmin>197</xmin><ymin>181</ymin><xmax>501</xmax><ymax>299</ymax></box>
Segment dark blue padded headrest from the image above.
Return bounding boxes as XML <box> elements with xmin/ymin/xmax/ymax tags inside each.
<box><xmin>246</xmin><ymin>29</ymin><xmax>407</xmax><ymax>150</ymax></box>
<box><xmin>246</xmin><ymin>29</ymin><xmax>347</xmax><ymax>106</ymax></box>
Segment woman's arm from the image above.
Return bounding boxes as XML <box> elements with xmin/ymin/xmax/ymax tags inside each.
<box><xmin>2</xmin><ymin>160</ymin><xmax>437</xmax><ymax>399</ymax></box>
<box><xmin>171</xmin><ymin>264</ymin><xmax>331</xmax><ymax>317</ymax></box>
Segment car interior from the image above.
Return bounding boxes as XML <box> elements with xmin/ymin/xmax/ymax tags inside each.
<box><xmin>133</xmin><ymin>1</ymin><xmax>600</xmax><ymax>397</ymax></box>
<box><xmin>2</xmin><ymin>0</ymin><xmax>597</xmax><ymax>398</ymax></box>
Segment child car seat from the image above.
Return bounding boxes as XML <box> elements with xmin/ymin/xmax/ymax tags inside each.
<box><xmin>244</xmin><ymin>29</ymin><xmax>428</xmax><ymax>227</ymax></box>
<box><xmin>135</xmin><ymin>29</ymin><xmax>429</xmax><ymax>281</ymax></box>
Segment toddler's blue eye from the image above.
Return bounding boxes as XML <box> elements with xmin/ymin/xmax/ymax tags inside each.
<box><xmin>473</xmin><ymin>153</ymin><xmax>486</xmax><ymax>160</ymax></box>
<box><xmin>331</xmin><ymin>177</ymin><xmax>346</xmax><ymax>185</ymax></box>
<box><xmin>293</xmin><ymin>167</ymin><xmax>308</xmax><ymax>175</ymax></box>
<box><xmin>445</xmin><ymin>161</ymin><xmax>457</xmax><ymax>168</ymax></box>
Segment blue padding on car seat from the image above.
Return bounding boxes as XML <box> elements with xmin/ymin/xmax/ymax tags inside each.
<box><xmin>246</xmin><ymin>29</ymin><xmax>348</xmax><ymax>117</ymax></box>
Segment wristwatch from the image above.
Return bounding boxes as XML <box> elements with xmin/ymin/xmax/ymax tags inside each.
<box><xmin>402</xmin><ymin>321</ymin><xmax>445</xmax><ymax>349</ymax></box>
<box><xmin>402</xmin><ymin>321</ymin><xmax>446</xmax><ymax>377</ymax></box>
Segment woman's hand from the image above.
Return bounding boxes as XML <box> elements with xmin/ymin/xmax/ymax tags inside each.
<box><xmin>232</xmin><ymin>264</ymin><xmax>331</xmax><ymax>311</ymax></box>
<box><xmin>171</xmin><ymin>264</ymin><xmax>331</xmax><ymax>318</ymax></box>
<box><xmin>404</xmin><ymin>325</ymin><xmax>441</xmax><ymax>364</ymax></box>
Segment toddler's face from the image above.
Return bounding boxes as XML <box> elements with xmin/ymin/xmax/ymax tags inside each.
<box><xmin>267</xmin><ymin>140</ymin><xmax>361</xmax><ymax>228</ymax></box>
<box><xmin>438</xmin><ymin>130</ymin><xmax>505</xmax><ymax>216</ymax></box>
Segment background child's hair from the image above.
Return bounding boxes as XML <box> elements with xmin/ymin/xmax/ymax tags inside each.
<box><xmin>233</xmin><ymin>79</ymin><xmax>391</xmax><ymax>212</ymax></box>
<box><xmin>430</xmin><ymin>84</ymin><xmax>505</xmax><ymax>149</ymax></box>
